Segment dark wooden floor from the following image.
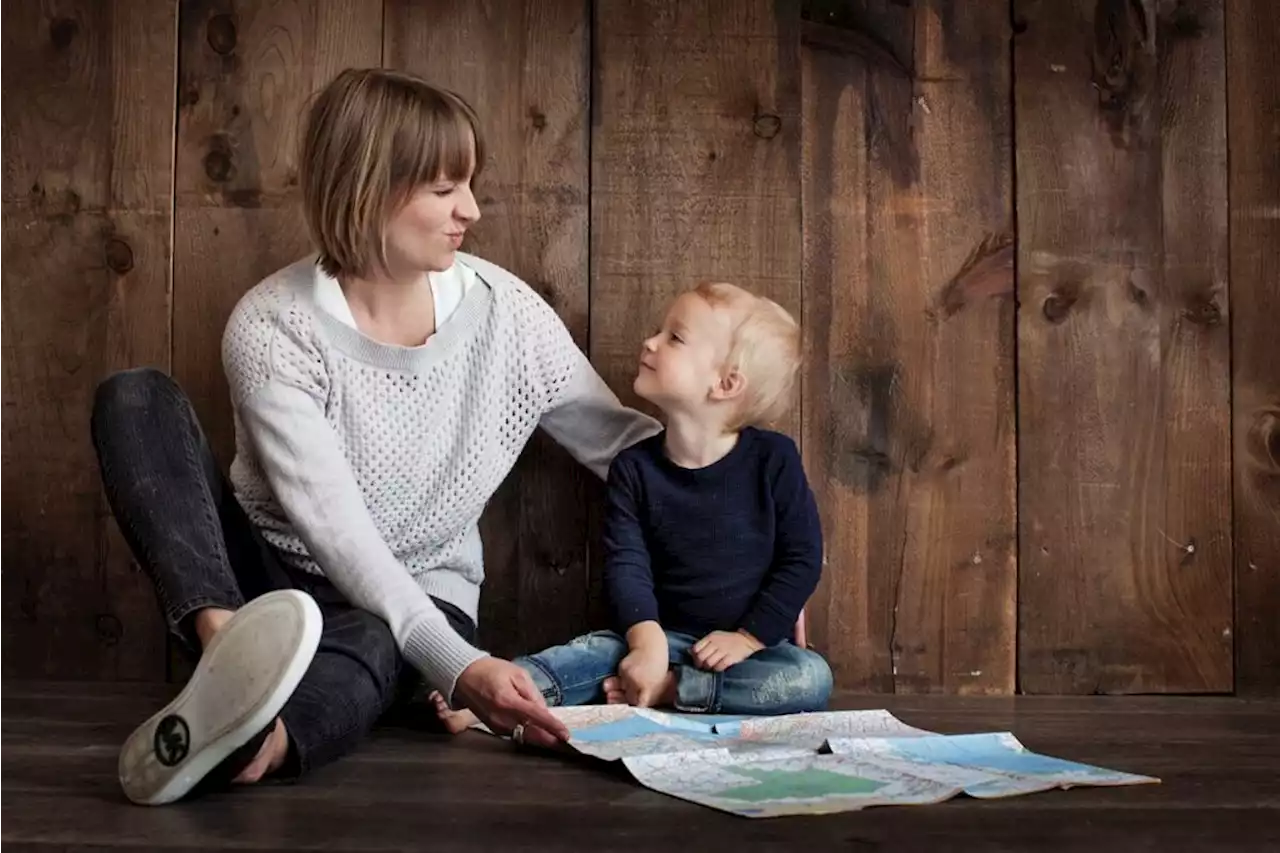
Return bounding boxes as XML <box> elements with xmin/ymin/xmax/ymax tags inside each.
<box><xmin>3</xmin><ymin>682</ymin><xmax>1277</xmax><ymax>852</ymax></box>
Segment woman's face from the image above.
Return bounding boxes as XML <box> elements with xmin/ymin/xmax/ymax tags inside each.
<box><xmin>383</xmin><ymin>166</ymin><xmax>481</xmax><ymax>274</ymax></box>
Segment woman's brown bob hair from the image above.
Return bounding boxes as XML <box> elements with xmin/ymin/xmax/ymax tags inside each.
<box><xmin>299</xmin><ymin>67</ymin><xmax>486</xmax><ymax>278</ymax></box>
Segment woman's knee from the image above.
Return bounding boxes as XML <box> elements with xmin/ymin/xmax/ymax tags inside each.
<box><xmin>91</xmin><ymin>368</ymin><xmax>184</xmax><ymax>434</ymax></box>
<box><xmin>316</xmin><ymin>608</ymin><xmax>403</xmax><ymax>704</ymax></box>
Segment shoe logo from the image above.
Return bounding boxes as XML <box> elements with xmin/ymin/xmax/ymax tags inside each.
<box><xmin>153</xmin><ymin>715</ymin><xmax>190</xmax><ymax>767</ymax></box>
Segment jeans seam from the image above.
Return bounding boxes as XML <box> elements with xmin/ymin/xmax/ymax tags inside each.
<box><xmin>673</xmin><ymin>665</ymin><xmax>719</xmax><ymax>713</ymax></box>
<box><xmin>524</xmin><ymin>656</ymin><xmax>564</xmax><ymax>705</ymax></box>
<box><xmin>175</xmin><ymin>394</ymin><xmax>234</xmax><ymax>584</ymax></box>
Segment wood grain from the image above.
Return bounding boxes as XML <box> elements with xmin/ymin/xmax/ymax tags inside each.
<box><xmin>1015</xmin><ymin>0</ymin><xmax>1232</xmax><ymax>693</ymax></box>
<box><xmin>1</xmin><ymin>0</ymin><xmax>175</xmax><ymax>680</ymax></box>
<box><xmin>591</xmin><ymin>0</ymin><xmax>803</xmax><ymax>626</ymax></box>
<box><xmin>5</xmin><ymin>681</ymin><xmax>1280</xmax><ymax>851</ymax></box>
<box><xmin>1227</xmin><ymin>0</ymin><xmax>1280</xmax><ymax>696</ymax></box>
<box><xmin>800</xmin><ymin>1</ymin><xmax>1016</xmax><ymax>693</ymax></box>
<box><xmin>384</xmin><ymin>0</ymin><xmax>592</xmax><ymax>658</ymax></box>
<box><xmin>173</xmin><ymin>0</ymin><xmax>382</xmax><ymax>464</ymax></box>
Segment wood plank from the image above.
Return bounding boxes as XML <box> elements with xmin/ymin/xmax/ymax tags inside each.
<box><xmin>1014</xmin><ymin>0</ymin><xmax>1232</xmax><ymax>693</ymax></box>
<box><xmin>4</xmin><ymin>682</ymin><xmax>1280</xmax><ymax>851</ymax></box>
<box><xmin>800</xmin><ymin>1</ymin><xmax>1016</xmax><ymax>692</ymax></box>
<box><xmin>1</xmin><ymin>0</ymin><xmax>176</xmax><ymax>680</ymax></box>
<box><xmin>383</xmin><ymin>0</ymin><xmax>592</xmax><ymax>658</ymax></box>
<box><xmin>1228</xmin><ymin>0</ymin><xmax>1280</xmax><ymax>696</ymax></box>
<box><xmin>590</xmin><ymin>0</ymin><xmax>803</xmax><ymax>625</ymax></box>
<box><xmin>173</xmin><ymin>0</ymin><xmax>383</xmax><ymax>465</ymax></box>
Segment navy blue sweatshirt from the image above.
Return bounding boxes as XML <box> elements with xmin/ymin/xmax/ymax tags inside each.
<box><xmin>602</xmin><ymin>428</ymin><xmax>824</xmax><ymax>647</ymax></box>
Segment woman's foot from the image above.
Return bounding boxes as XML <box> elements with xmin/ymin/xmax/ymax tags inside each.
<box><xmin>429</xmin><ymin>690</ymin><xmax>480</xmax><ymax>734</ymax></box>
<box><xmin>602</xmin><ymin>671</ymin><xmax>677</xmax><ymax>708</ymax></box>
<box><xmin>118</xmin><ymin>590</ymin><xmax>322</xmax><ymax>805</ymax></box>
<box><xmin>232</xmin><ymin>717</ymin><xmax>290</xmax><ymax>783</ymax></box>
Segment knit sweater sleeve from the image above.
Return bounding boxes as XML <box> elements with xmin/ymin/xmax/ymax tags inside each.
<box><xmin>222</xmin><ymin>288</ymin><xmax>487</xmax><ymax>702</ymax></box>
<box><xmin>522</xmin><ymin>290</ymin><xmax>662</xmax><ymax>480</ymax></box>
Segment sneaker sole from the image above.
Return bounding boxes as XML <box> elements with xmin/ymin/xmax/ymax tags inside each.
<box><xmin>118</xmin><ymin>589</ymin><xmax>323</xmax><ymax>805</ymax></box>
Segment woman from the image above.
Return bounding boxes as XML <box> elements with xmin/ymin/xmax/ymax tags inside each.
<box><xmin>91</xmin><ymin>67</ymin><xmax>659</xmax><ymax>805</ymax></box>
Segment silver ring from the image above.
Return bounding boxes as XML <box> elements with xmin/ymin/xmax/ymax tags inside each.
<box><xmin>511</xmin><ymin>723</ymin><xmax>525</xmax><ymax>745</ymax></box>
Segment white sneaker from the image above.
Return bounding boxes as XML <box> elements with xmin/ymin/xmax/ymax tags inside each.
<box><xmin>118</xmin><ymin>589</ymin><xmax>322</xmax><ymax>805</ymax></box>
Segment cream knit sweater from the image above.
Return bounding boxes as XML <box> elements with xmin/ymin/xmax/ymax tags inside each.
<box><xmin>221</xmin><ymin>252</ymin><xmax>660</xmax><ymax>699</ymax></box>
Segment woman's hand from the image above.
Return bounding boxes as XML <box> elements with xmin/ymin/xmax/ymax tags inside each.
<box><xmin>453</xmin><ymin>657</ymin><xmax>570</xmax><ymax>748</ymax></box>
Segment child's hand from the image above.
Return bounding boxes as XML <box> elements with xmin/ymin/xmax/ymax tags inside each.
<box><xmin>617</xmin><ymin>647</ymin><xmax>670</xmax><ymax>707</ymax></box>
<box><xmin>692</xmin><ymin>630</ymin><xmax>764</xmax><ymax>672</ymax></box>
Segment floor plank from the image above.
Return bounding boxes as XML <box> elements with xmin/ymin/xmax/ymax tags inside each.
<box><xmin>3</xmin><ymin>682</ymin><xmax>1277</xmax><ymax>851</ymax></box>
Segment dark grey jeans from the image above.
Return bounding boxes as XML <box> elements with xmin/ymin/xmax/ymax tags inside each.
<box><xmin>90</xmin><ymin>368</ymin><xmax>474</xmax><ymax>778</ymax></box>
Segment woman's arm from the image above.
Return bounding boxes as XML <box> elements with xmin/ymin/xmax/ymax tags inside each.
<box><xmin>238</xmin><ymin>379</ymin><xmax>569</xmax><ymax>742</ymax></box>
<box><xmin>238</xmin><ymin>379</ymin><xmax>487</xmax><ymax>700</ymax></box>
<box><xmin>538</xmin><ymin>348</ymin><xmax>662</xmax><ymax>480</ymax></box>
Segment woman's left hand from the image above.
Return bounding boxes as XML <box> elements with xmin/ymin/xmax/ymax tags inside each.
<box><xmin>453</xmin><ymin>657</ymin><xmax>570</xmax><ymax>747</ymax></box>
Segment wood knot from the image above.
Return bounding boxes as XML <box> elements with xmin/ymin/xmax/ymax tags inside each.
<box><xmin>104</xmin><ymin>238</ymin><xmax>134</xmax><ymax>274</ymax></box>
<box><xmin>1161</xmin><ymin>1</ymin><xmax>1205</xmax><ymax>40</ymax></box>
<box><xmin>1184</xmin><ymin>295</ymin><xmax>1221</xmax><ymax>326</ymax></box>
<box><xmin>752</xmin><ymin>113</ymin><xmax>782</xmax><ymax>139</ymax></box>
<box><xmin>1245</xmin><ymin>408</ymin><xmax>1280</xmax><ymax>473</ymax></box>
<box><xmin>204</xmin><ymin>136</ymin><xmax>234</xmax><ymax>183</ymax></box>
<box><xmin>1042</xmin><ymin>286</ymin><xmax>1079</xmax><ymax>324</ymax></box>
<box><xmin>531</xmin><ymin>280</ymin><xmax>558</xmax><ymax>307</ymax></box>
<box><xmin>528</xmin><ymin>108</ymin><xmax>548</xmax><ymax>131</ymax></box>
<box><xmin>95</xmin><ymin>613</ymin><xmax>123</xmax><ymax>646</ymax></box>
<box><xmin>180</xmin><ymin>86</ymin><xmax>200</xmax><ymax>108</ymax></box>
<box><xmin>207</xmin><ymin>13</ymin><xmax>238</xmax><ymax>55</ymax></box>
<box><xmin>50</xmin><ymin>17</ymin><xmax>78</xmax><ymax>50</ymax></box>
<box><xmin>1126</xmin><ymin>278</ymin><xmax>1149</xmax><ymax>308</ymax></box>
<box><xmin>1011</xmin><ymin>16</ymin><xmax>1029</xmax><ymax>35</ymax></box>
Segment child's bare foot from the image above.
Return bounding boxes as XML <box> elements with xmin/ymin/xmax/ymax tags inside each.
<box><xmin>429</xmin><ymin>690</ymin><xmax>479</xmax><ymax>734</ymax></box>
<box><xmin>603</xmin><ymin>677</ymin><xmax>627</xmax><ymax>704</ymax></box>
<box><xmin>602</xmin><ymin>671</ymin><xmax>677</xmax><ymax>707</ymax></box>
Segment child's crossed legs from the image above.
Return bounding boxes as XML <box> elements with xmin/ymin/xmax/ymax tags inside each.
<box><xmin>434</xmin><ymin>629</ymin><xmax>833</xmax><ymax>733</ymax></box>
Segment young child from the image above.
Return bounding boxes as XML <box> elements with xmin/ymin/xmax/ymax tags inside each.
<box><xmin>436</xmin><ymin>282</ymin><xmax>831</xmax><ymax>734</ymax></box>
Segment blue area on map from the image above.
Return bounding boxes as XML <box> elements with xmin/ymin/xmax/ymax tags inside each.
<box><xmin>571</xmin><ymin>716</ymin><xmax>728</xmax><ymax>743</ymax></box>
<box><xmin>886</xmin><ymin>734</ymin><xmax>1117</xmax><ymax>777</ymax></box>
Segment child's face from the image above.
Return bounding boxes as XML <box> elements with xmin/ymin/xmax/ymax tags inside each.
<box><xmin>383</xmin><ymin>157</ymin><xmax>481</xmax><ymax>274</ymax></box>
<box><xmin>634</xmin><ymin>293</ymin><xmax>737</xmax><ymax>419</ymax></box>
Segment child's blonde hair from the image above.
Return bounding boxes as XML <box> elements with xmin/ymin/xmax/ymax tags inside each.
<box><xmin>694</xmin><ymin>282</ymin><xmax>801</xmax><ymax>430</ymax></box>
<box><xmin>299</xmin><ymin>68</ymin><xmax>485</xmax><ymax>278</ymax></box>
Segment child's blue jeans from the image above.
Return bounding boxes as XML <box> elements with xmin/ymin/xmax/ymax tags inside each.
<box><xmin>513</xmin><ymin>629</ymin><xmax>834</xmax><ymax>716</ymax></box>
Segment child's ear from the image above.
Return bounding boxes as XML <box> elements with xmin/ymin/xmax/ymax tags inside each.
<box><xmin>712</xmin><ymin>369</ymin><xmax>746</xmax><ymax>402</ymax></box>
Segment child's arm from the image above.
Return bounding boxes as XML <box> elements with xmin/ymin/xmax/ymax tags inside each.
<box><xmin>602</xmin><ymin>455</ymin><xmax>663</xmax><ymax>646</ymax></box>
<box><xmin>602</xmin><ymin>457</ymin><xmax>671</xmax><ymax>704</ymax></box>
<box><xmin>737</xmin><ymin>437</ymin><xmax>824</xmax><ymax>647</ymax></box>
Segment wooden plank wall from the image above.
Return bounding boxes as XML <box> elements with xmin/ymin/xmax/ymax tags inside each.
<box><xmin>1015</xmin><ymin>0</ymin><xmax>1233</xmax><ymax>693</ymax></box>
<box><xmin>2</xmin><ymin>0</ymin><xmax>1277</xmax><ymax>695</ymax></box>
